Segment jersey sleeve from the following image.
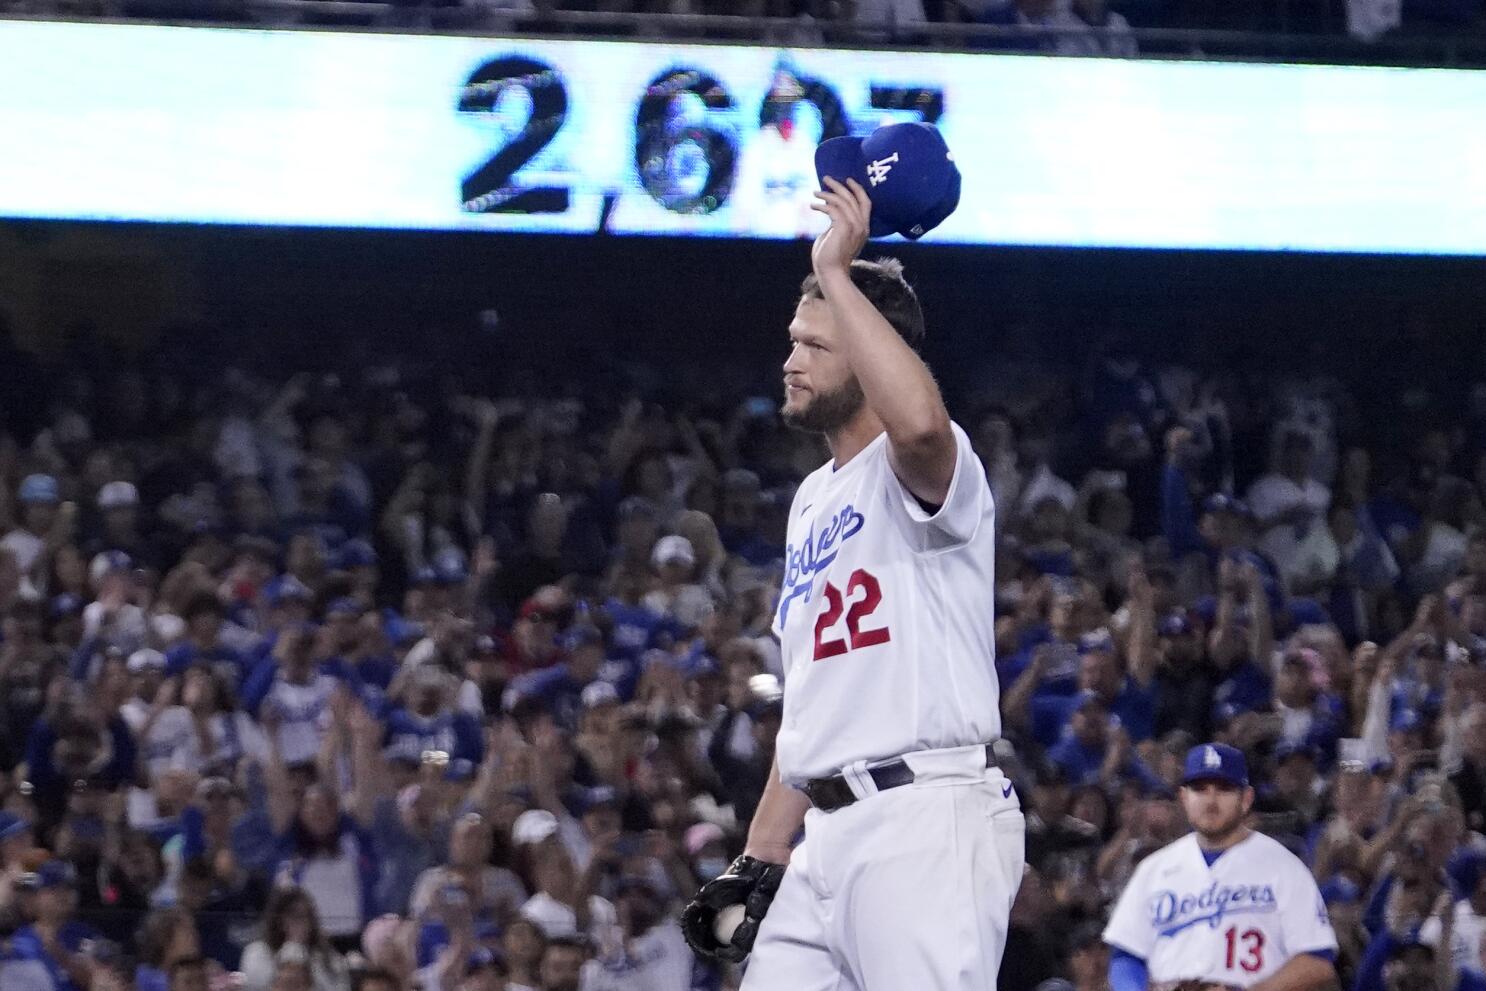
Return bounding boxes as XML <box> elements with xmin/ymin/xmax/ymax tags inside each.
<box><xmin>1103</xmin><ymin>856</ymin><xmax>1156</xmax><ymax>958</ymax></box>
<box><xmin>1280</xmin><ymin>857</ymin><xmax>1339</xmax><ymax>956</ymax></box>
<box><xmin>882</xmin><ymin>421</ymin><xmax>991</xmax><ymax>553</ymax></box>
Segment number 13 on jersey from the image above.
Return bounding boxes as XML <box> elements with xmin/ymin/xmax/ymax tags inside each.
<box><xmin>813</xmin><ymin>568</ymin><xmax>891</xmax><ymax>661</ymax></box>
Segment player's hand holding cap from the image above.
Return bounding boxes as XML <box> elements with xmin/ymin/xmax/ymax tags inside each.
<box><xmin>814</xmin><ymin>121</ymin><xmax>961</xmax><ymax>240</ymax></box>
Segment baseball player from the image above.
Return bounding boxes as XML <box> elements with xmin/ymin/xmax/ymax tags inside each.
<box><xmin>681</xmin><ymin>143</ymin><xmax>1024</xmax><ymax>987</ymax></box>
<box><xmin>1103</xmin><ymin>743</ymin><xmax>1338</xmax><ymax>991</ymax></box>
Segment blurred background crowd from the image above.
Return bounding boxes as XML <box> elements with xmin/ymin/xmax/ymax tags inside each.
<box><xmin>3</xmin><ymin>0</ymin><xmax>1485</xmax><ymax>62</ymax></box>
<box><xmin>1</xmin><ymin>300</ymin><xmax>1486</xmax><ymax>991</ymax></box>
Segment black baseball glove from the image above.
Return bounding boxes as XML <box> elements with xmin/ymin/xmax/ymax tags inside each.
<box><xmin>681</xmin><ymin>855</ymin><xmax>788</xmax><ymax>963</ymax></box>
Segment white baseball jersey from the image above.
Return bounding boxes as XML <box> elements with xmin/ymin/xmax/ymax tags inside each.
<box><xmin>1103</xmin><ymin>831</ymin><xmax>1337</xmax><ymax>987</ymax></box>
<box><xmin>770</xmin><ymin>421</ymin><xmax>999</xmax><ymax>785</ymax></box>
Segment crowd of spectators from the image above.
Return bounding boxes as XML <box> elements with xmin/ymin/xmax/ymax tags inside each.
<box><xmin>1</xmin><ymin>315</ymin><xmax>1486</xmax><ymax>991</ymax></box>
<box><xmin>5</xmin><ymin>0</ymin><xmax>1484</xmax><ymax>58</ymax></box>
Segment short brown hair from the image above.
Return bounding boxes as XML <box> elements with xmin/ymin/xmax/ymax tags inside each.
<box><xmin>799</xmin><ymin>257</ymin><xmax>926</xmax><ymax>352</ymax></box>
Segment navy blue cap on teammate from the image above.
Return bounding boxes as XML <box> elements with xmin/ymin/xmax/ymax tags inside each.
<box><xmin>1182</xmin><ymin>743</ymin><xmax>1249</xmax><ymax>789</ymax></box>
<box><xmin>815</xmin><ymin>122</ymin><xmax>961</xmax><ymax>240</ymax></box>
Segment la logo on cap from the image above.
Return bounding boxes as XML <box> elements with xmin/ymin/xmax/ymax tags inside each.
<box><xmin>867</xmin><ymin>152</ymin><xmax>899</xmax><ymax>187</ymax></box>
<box><xmin>1204</xmin><ymin>746</ymin><xmax>1222</xmax><ymax>769</ymax></box>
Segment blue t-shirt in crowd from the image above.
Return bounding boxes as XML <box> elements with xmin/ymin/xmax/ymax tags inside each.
<box><xmin>321</xmin><ymin>653</ymin><xmax>399</xmax><ymax>712</ymax></box>
<box><xmin>165</xmin><ymin>641</ymin><xmax>252</xmax><ymax>688</ymax></box>
<box><xmin>1046</xmin><ymin>734</ymin><xmax>1165</xmax><ymax>792</ymax></box>
<box><xmin>9</xmin><ymin>922</ymin><xmax>101</xmax><ymax>991</ymax></box>
<box><xmin>384</xmin><ymin>708</ymin><xmax>483</xmax><ymax>765</ymax></box>
<box><xmin>1212</xmin><ymin>660</ymin><xmax>1274</xmax><ymax>722</ymax></box>
<box><xmin>505</xmin><ymin>664</ymin><xmax>602</xmax><ymax>732</ymax></box>
<box><xmin>605</xmin><ymin>599</ymin><xmax>667</xmax><ymax>659</ymax></box>
<box><xmin>1031</xmin><ymin>679</ymin><xmax>1157</xmax><ymax>745</ymax></box>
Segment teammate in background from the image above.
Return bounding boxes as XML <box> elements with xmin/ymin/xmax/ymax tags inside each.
<box><xmin>1103</xmin><ymin>744</ymin><xmax>1338</xmax><ymax>991</ymax></box>
<box><xmin>681</xmin><ymin>174</ymin><xmax>1024</xmax><ymax>985</ymax></box>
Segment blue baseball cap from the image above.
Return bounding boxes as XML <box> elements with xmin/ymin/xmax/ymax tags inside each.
<box><xmin>1202</xmin><ymin>493</ymin><xmax>1253</xmax><ymax>518</ymax></box>
<box><xmin>1449</xmin><ymin>849</ymin><xmax>1486</xmax><ymax>896</ymax></box>
<box><xmin>264</xmin><ymin>575</ymin><xmax>313</xmax><ymax>608</ymax></box>
<box><xmin>1319</xmin><ymin>875</ymin><xmax>1361</xmax><ymax>904</ymax></box>
<box><xmin>18</xmin><ymin>474</ymin><xmax>59</xmax><ymax>504</ymax></box>
<box><xmin>0</xmin><ymin>811</ymin><xmax>30</xmax><ymax>842</ymax></box>
<box><xmin>1077</xmin><ymin>629</ymin><xmax>1115</xmax><ymax>656</ymax></box>
<box><xmin>18</xmin><ymin>859</ymin><xmax>76</xmax><ymax>891</ymax></box>
<box><xmin>573</xmin><ymin>785</ymin><xmax>619</xmax><ymax>816</ymax></box>
<box><xmin>48</xmin><ymin>593</ymin><xmax>84</xmax><ymax>619</ymax></box>
<box><xmin>325</xmin><ymin>597</ymin><xmax>365</xmax><ymax>619</ymax></box>
<box><xmin>468</xmin><ymin>947</ymin><xmax>505</xmax><ymax>972</ymax></box>
<box><xmin>335</xmin><ymin>539</ymin><xmax>378</xmax><ymax>570</ymax></box>
<box><xmin>1391</xmin><ymin>707</ymin><xmax>1425</xmax><ymax>734</ymax></box>
<box><xmin>562</xmin><ymin>625</ymin><xmax>604</xmax><ymax>652</ymax></box>
<box><xmin>1158</xmin><ymin>612</ymin><xmax>1193</xmax><ymax>637</ymax></box>
<box><xmin>1285</xmin><ymin>598</ymin><xmax>1330</xmax><ymax>627</ymax></box>
<box><xmin>1072</xmin><ymin>689</ymin><xmax>1107</xmax><ymax>712</ymax></box>
<box><xmin>89</xmin><ymin>550</ymin><xmax>132</xmax><ymax>584</ymax></box>
<box><xmin>815</xmin><ymin>122</ymin><xmax>961</xmax><ymax>240</ymax></box>
<box><xmin>1274</xmin><ymin>740</ymin><xmax>1320</xmax><ymax>763</ymax></box>
<box><xmin>1182</xmin><ymin>743</ymin><xmax>1249</xmax><ymax>789</ymax></box>
<box><xmin>431</xmin><ymin>547</ymin><xmax>468</xmax><ymax>585</ymax></box>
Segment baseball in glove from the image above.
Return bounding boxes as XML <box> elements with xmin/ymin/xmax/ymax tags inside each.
<box><xmin>681</xmin><ymin>855</ymin><xmax>787</xmax><ymax>963</ymax></box>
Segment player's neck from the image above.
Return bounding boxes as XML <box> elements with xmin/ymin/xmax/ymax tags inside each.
<box><xmin>1195</xmin><ymin>824</ymin><xmax>1252</xmax><ymax>852</ymax></box>
<box><xmin>826</xmin><ymin>409</ymin><xmax>887</xmax><ymax>472</ymax></box>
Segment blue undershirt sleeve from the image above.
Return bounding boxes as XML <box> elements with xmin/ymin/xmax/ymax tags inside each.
<box><xmin>1110</xmin><ymin>948</ymin><xmax>1149</xmax><ymax>991</ymax></box>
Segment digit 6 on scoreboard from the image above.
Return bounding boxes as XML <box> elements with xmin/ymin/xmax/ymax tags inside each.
<box><xmin>813</xmin><ymin>568</ymin><xmax>891</xmax><ymax>661</ymax></box>
<box><xmin>634</xmin><ymin>67</ymin><xmax>740</xmax><ymax>214</ymax></box>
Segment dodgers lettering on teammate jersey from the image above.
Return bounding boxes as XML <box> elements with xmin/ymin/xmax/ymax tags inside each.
<box><xmin>1104</xmin><ymin>832</ymin><xmax>1336</xmax><ymax>989</ymax></box>
<box><xmin>1149</xmin><ymin>880</ymin><xmax>1279</xmax><ymax>936</ymax></box>
<box><xmin>771</xmin><ymin>422</ymin><xmax>1001</xmax><ymax>784</ymax></box>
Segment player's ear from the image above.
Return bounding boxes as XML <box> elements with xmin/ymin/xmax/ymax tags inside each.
<box><xmin>1242</xmin><ymin>786</ymin><xmax>1256</xmax><ymax>813</ymax></box>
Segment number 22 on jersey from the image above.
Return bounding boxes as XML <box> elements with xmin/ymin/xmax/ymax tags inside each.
<box><xmin>813</xmin><ymin>568</ymin><xmax>891</xmax><ymax>661</ymax></box>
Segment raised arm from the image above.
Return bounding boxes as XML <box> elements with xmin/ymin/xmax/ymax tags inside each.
<box><xmin>1126</xmin><ymin>568</ymin><xmax>1158</xmax><ymax>688</ymax></box>
<box><xmin>1002</xmin><ymin>646</ymin><xmax>1050</xmax><ymax>735</ymax></box>
<box><xmin>259</xmin><ymin>706</ymin><xmax>296</xmax><ymax>837</ymax></box>
<box><xmin>345</xmin><ymin>701</ymin><xmax>388</xmax><ymax>829</ymax></box>
<box><xmin>1241</xmin><ymin>563</ymin><xmax>1276</xmax><ymax>679</ymax></box>
<box><xmin>811</xmin><ymin>178</ymin><xmax>955</xmax><ymax>506</ymax></box>
<box><xmin>461</xmin><ymin>398</ymin><xmax>501</xmax><ymax>538</ymax></box>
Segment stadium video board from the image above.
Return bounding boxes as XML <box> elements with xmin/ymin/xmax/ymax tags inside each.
<box><xmin>1</xmin><ymin>18</ymin><xmax>1483</xmax><ymax>253</ymax></box>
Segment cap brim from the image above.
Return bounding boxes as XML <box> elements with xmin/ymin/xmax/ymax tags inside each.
<box><xmin>898</xmin><ymin>162</ymin><xmax>961</xmax><ymax>241</ymax></box>
<box><xmin>815</xmin><ymin>136</ymin><xmax>897</xmax><ymax>239</ymax></box>
<box><xmin>1181</xmin><ymin>773</ymin><xmax>1246</xmax><ymax>788</ymax></box>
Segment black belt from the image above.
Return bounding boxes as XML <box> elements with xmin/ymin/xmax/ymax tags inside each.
<box><xmin>801</xmin><ymin>744</ymin><xmax>998</xmax><ymax>813</ymax></box>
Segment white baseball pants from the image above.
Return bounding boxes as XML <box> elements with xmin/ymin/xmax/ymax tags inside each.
<box><xmin>740</xmin><ymin>744</ymin><xmax>1026</xmax><ymax>991</ymax></box>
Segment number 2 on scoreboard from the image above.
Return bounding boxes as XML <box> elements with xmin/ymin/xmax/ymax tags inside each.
<box><xmin>813</xmin><ymin>568</ymin><xmax>891</xmax><ymax>661</ymax></box>
<box><xmin>457</xmin><ymin>56</ymin><xmax>570</xmax><ymax>214</ymax></box>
